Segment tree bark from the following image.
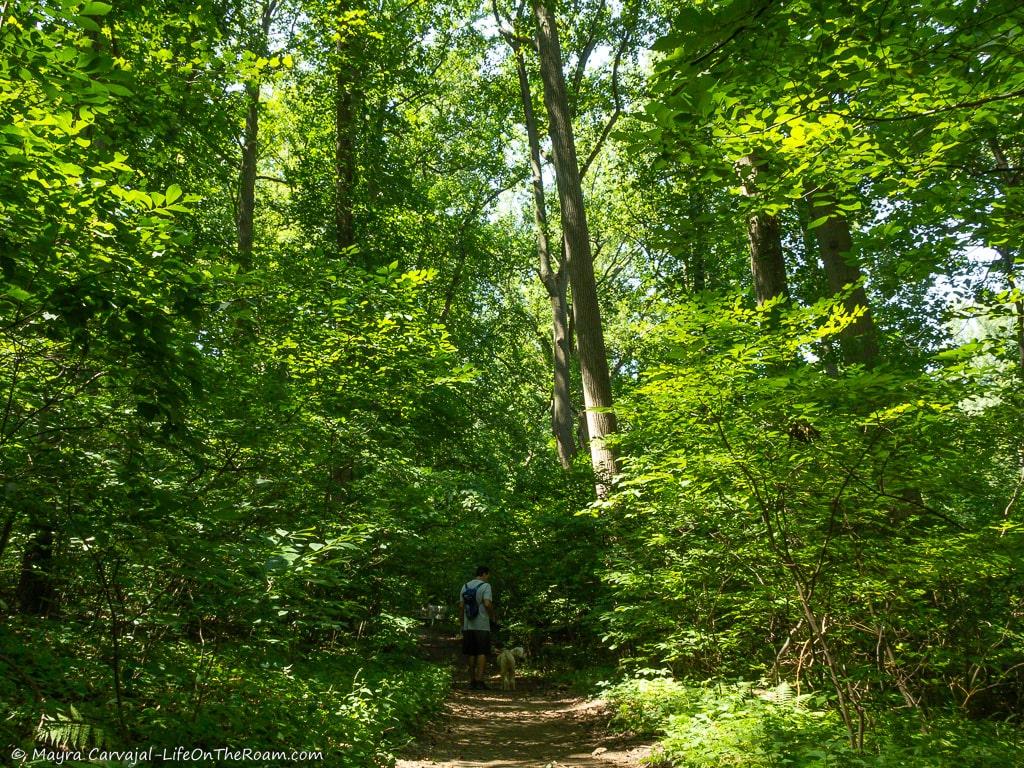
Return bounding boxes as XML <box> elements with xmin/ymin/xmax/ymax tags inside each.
<box><xmin>547</xmin><ymin>281</ymin><xmax>576</xmax><ymax>468</ymax></box>
<box><xmin>237</xmin><ymin>1</ymin><xmax>275</xmax><ymax>267</ymax></box>
<box><xmin>511</xmin><ymin>43</ymin><xmax>576</xmax><ymax>469</ymax></box>
<box><xmin>335</xmin><ymin>42</ymin><xmax>358</xmax><ymax>253</ymax></box>
<box><xmin>237</xmin><ymin>80</ymin><xmax>260</xmax><ymax>265</ymax></box>
<box><xmin>806</xmin><ymin>188</ymin><xmax>880</xmax><ymax>367</ymax></box>
<box><xmin>686</xmin><ymin>194</ymin><xmax>707</xmax><ymax>291</ymax></box>
<box><xmin>736</xmin><ymin>153</ymin><xmax>788</xmax><ymax>305</ymax></box>
<box><xmin>689</xmin><ymin>246</ymin><xmax>707</xmax><ymax>292</ymax></box>
<box><xmin>532</xmin><ymin>0</ymin><xmax>616</xmax><ymax>493</ymax></box>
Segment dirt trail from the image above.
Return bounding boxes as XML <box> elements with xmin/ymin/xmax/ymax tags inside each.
<box><xmin>397</xmin><ymin>630</ymin><xmax>651</xmax><ymax>768</ymax></box>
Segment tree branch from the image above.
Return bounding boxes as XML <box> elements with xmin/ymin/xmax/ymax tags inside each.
<box><xmin>670</xmin><ymin>0</ymin><xmax>779</xmax><ymax>97</ymax></box>
<box><xmin>569</xmin><ymin>0</ymin><xmax>607</xmax><ymax>109</ymax></box>
<box><xmin>845</xmin><ymin>87</ymin><xmax>1024</xmax><ymax>124</ymax></box>
<box><xmin>579</xmin><ymin>33</ymin><xmax>626</xmax><ymax>179</ymax></box>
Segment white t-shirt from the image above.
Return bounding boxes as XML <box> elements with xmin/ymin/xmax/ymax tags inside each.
<box><xmin>460</xmin><ymin>578</ymin><xmax>492</xmax><ymax>631</ymax></box>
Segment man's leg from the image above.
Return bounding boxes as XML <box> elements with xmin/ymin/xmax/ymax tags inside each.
<box><xmin>475</xmin><ymin>653</ymin><xmax>486</xmax><ymax>685</ymax></box>
<box><xmin>462</xmin><ymin>630</ymin><xmax>477</xmax><ymax>687</ymax></box>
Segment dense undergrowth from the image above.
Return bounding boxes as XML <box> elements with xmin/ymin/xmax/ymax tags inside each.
<box><xmin>604</xmin><ymin>676</ymin><xmax>1024</xmax><ymax>768</ymax></box>
<box><xmin>1</xmin><ymin>619</ymin><xmax>448</xmax><ymax>766</ymax></box>
<box><xmin>3</xmin><ymin>0</ymin><xmax>1024</xmax><ymax>764</ymax></box>
<box><xmin>584</xmin><ymin>294</ymin><xmax>1024</xmax><ymax>759</ymax></box>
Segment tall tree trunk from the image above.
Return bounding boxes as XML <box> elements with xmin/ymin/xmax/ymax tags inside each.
<box><xmin>806</xmin><ymin>187</ymin><xmax>880</xmax><ymax>367</ymax></box>
<box><xmin>512</xmin><ymin>45</ymin><xmax>576</xmax><ymax>468</ymax></box>
<box><xmin>547</xmin><ymin>279</ymin><xmax>576</xmax><ymax>467</ymax></box>
<box><xmin>687</xmin><ymin>194</ymin><xmax>707</xmax><ymax>291</ymax></box>
<box><xmin>689</xmin><ymin>246</ymin><xmax>707</xmax><ymax>292</ymax></box>
<box><xmin>335</xmin><ymin>44</ymin><xmax>357</xmax><ymax>253</ymax></box>
<box><xmin>237</xmin><ymin>1</ymin><xmax>275</xmax><ymax>267</ymax></box>
<box><xmin>237</xmin><ymin>79</ymin><xmax>260</xmax><ymax>266</ymax></box>
<box><xmin>532</xmin><ymin>0</ymin><xmax>616</xmax><ymax>493</ymax></box>
<box><xmin>736</xmin><ymin>153</ymin><xmax>788</xmax><ymax>305</ymax></box>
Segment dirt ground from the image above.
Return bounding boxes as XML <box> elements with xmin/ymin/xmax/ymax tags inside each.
<box><xmin>395</xmin><ymin>683</ymin><xmax>652</xmax><ymax>768</ymax></box>
<box><xmin>396</xmin><ymin>630</ymin><xmax>652</xmax><ymax>768</ymax></box>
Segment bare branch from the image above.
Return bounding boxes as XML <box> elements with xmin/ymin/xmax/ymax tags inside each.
<box><xmin>569</xmin><ymin>0</ymin><xmax>607</xmax><ymax>107</ymax></box>
<box><xmin>579</xmin><ymin>34</ymin><xmax>626</xmax><ymax>179</ymax></box>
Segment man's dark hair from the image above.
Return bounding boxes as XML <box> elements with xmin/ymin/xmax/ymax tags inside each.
<box><xmin>476</xmin><ymin>565</ymin><xmax>490</xmax><ymax>577</ymax></box>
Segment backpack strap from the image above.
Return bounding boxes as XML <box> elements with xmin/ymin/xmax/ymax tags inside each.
<box><xmin>463</xmin><ymin>580</ymin><xmax>485</xmax><ymax>602</ymax></box>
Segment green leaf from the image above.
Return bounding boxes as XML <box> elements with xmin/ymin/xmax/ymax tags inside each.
<box><xmin>105</xmin><ymin>83</ymin><xmax>134</xmax><ymax>97</ymax></box>
<box><xmin>4</xmin><ymin>286</ymin><xmax>32</xmax><ymax>302</ymax></box>
<box><xmin>73</xmin><ymin>15</ymin><xmax>101</xmax><ymax>31</ymax></box>
<box><xmin>81</xmin><ymin>2</ymin><xmax>113</xmax><ymax>15</ymax></box>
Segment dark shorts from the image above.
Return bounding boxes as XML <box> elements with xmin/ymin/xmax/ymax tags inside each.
<box><xmin>462</xmin><ymin>629</ymin><xmax>490</xmax><ymax>657</ymax></box>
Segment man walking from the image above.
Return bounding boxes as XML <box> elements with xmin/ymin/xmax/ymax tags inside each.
<box><xmin>459</xmin><ymin>566</ymin><xmax>494</xmax><ymax>690</ymax></box>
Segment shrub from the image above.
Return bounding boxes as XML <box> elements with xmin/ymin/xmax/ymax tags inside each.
<box><xmin>604</xmin><ymin>675</ymin><xmax>1024</xmax><ymax>768</ymax></box>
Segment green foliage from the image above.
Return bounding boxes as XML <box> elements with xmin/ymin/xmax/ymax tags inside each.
<box><xmin>629</xmin><ymin>0</ymin><xmax>1024</xmax><ymax>357</ymax></box>
<box><xmin>1</xmin><ymin>620</ymin><xmax>447</xmax><ymax>766</ymax></box>
<box><xmin>598</xmin><ymin>293</ymin><xmax>1024</xmax><ymax>729</ymax></box>
<box><xmin>0</xmin><ymin>1</ymin><xmax>472</xmax><ymax>759</ymax></box>
<box><xmin>132</xmin><ymin>648</ymin><xmax>448</xmax><ymax>765</ymax></box>
<box><xmin>1</xmin><ymin>0</ymin><xmax>1023</xmax><ymax>759</ymax></box>
<box><xmin>605</xmin><ymin>675</ymin><xmax>1024</xmax><ymax>768</ymax></box>
<box><xmin>37</xmin><ymin>705</ymin><xmax>110</xmax><ymax>753</ymax></box>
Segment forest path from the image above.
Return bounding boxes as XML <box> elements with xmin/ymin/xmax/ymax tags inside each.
<box><xmin>396</xmin><ymin>629</ymin><xmax>651</xmax><ymax>768</ymax></box>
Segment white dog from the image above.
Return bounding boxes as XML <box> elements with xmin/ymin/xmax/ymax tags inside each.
<box><xmin>497</xmin><ymin>646</ymin><xmax>527</xmax><ymax>690</ymax></box>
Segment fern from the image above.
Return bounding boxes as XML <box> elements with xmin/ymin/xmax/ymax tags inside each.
<box><xmin>760</xmin><ymin>681</ymin><xmax>794</xmax><ymax>705</ymax></box>
<box><xmin>36</xmin><ymin>706</ymin><xmax>108</xmax><ymax>751</ymax></box>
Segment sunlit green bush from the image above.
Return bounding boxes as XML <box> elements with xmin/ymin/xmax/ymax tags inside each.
<box><xmin>604</xmin><ymin>675</ymin><xmax>1024</xmax><ymax>768</ymax></box>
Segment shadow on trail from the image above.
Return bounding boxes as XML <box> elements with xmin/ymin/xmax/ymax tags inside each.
<box><xmin>397</xmin><ymin>628</ymin><xmax>650</xmax><ymax>768</ymax></box>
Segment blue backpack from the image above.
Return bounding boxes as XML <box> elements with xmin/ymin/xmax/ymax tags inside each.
<box><xmin>462</xmin><ymin>580</ymin><xmax>485</xmax><ymax>619</ymax></box>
